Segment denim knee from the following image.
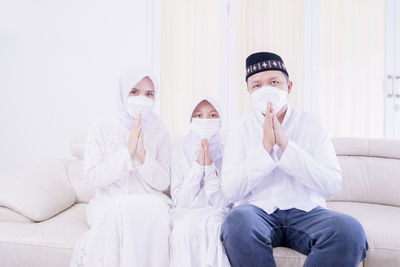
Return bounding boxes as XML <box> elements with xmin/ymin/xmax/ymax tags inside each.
<box><xmin>329</xmin><ymin>213</ymin><xmax>368</xmax><ymax>255</ymax></box>
<box><xmin>220</xmin><ymin>205</ymin><xmax>256</xmax><ymax>243</ymax></box>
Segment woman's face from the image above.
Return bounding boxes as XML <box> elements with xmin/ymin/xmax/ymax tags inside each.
<box><xmin>127</xmin><ymin>76</ymin><xmax>155</xmax><ymax>100</ymax></box>
<box><xmin>191</xmin><ymin>100</ymin><xmax>220</xmax><ymax>119</ymax></box>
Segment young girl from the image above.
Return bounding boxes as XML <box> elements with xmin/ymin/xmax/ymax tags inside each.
<box><xmin>170</xmin><ymin>96</ymin><xmax>231</xmax><ymax>267</ymax></box>
<box><xmin>70</xmin><ymin>68</ymin><xmax>171</xmax><ymax>267</ymax></box>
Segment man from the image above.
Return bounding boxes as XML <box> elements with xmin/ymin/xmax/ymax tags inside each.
<box><xmin>220</xmin><ymin>52</ymin><xmax>368</xmax><ymax>267</ymax></box>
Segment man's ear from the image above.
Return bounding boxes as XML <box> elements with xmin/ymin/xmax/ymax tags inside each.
<box><xmin>287</xmin><ymin>81</ymin><xmax>293</xmax><ymax>95</ymax></box>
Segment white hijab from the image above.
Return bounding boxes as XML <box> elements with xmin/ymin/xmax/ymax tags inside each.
<box><xmin>183</xmin><ymin>96</ymin><xmax>224</xmax><ymax>164</ymax></box>
<box><xmin>116</xmin><ymin>67</ymin><xmax>159</xmax><ymax>130</ymax></box>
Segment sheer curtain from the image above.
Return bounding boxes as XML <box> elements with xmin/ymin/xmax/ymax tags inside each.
<box><xmin>235</xmin><ymin>0</ymin><xmax>304</xmax><ymax>117</ymax></box>
<box><xmin>319</xmin><ymin>0</ymin><xmax>385</xmax><ymax>137</ymax></box>
<box><xmin>235</xmin><ymin>0</ymin><xmax>385</xmax><ymax>138</ymax></box>
<box><xmin>160</xmin><ymin>0</ymin><xmax>221</xmax><ymax>136</ymax></box>
<box><xmin>160</xmin><ymin>0</ymin><xmax>304</xmax><ymax>134</ymax></box>
<box><xmin>160</xmin><ymin>0</ymin><xmax>385</xmax><ymax>138</ymax></box>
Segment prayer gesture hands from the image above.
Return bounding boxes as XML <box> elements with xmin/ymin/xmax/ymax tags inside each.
<box><xmin>128</xmin><ymin>114</ymin><xmax>146</xmax><ymax>164</ymax></box>
<box><xmin>262</xmin><ymin>103</ymin><xmax>288</xmax><ymax>154</ymax></box>
<box><xmin>196</xmin><ymin>139</ymin><xmax>213</xmax><ymax>166</ymax></box>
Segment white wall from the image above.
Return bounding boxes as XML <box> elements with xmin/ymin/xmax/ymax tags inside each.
<box><xmin>0</xmin><ymin>0</ymin><xmax>158</xmax><ymax>173</ymax></box>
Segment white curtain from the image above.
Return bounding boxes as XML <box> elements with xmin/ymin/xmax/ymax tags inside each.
<box><xmin>160</xmin><ymin>0</ymin><xmax>385</xmax><ymax>138</ymax></box>
<box><xmin>235</xmin><ymin>0</ymin><xmax>304</xmax><ymax>117</ymax></box>
<box><xmin>319</xmin><ymin>0</ymin><xmax>384</xmax><ymax>138</ymax></box>
<box><xmin>160</xmin><ymin>0</ymin><xmax>221</xmax><ymax>136</ymax></box>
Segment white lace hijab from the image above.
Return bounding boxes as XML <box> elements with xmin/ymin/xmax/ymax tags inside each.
<box><xmin>115</xmin><ymin>67</ymin><xmax>160</xmax><ymax>130</ymax></box>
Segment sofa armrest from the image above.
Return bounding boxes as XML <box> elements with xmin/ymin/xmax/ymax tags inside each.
<box><xmin>0</xmin><ymin>159</ymin><xmax>76</xmax><ymax>222</ymax></box>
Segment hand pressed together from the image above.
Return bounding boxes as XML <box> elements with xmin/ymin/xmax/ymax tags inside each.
<box><xmin>262</xmin><ymin>103</ymin><xmax>288</xmax><ymax>154</ymax></box>
<box><xmin>196</xmin><ymin>139</ymin><xmax>213</xmax><ymax>166</ymax></box>
<box><xmin>127</xmin><ymin>114</ymin><xmax>146</xmax><ymax>164</ymax></box>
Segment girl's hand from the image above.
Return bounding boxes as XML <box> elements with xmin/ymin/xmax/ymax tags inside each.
<box><xmin>203</xmin><ymin>139</ymin><xmax>212</xmax><ymax>166</ymax></box>
<box><xmin>196</xmin><ymin>140</ymin><xmax>205</xmax><ymax>166</ymax></box>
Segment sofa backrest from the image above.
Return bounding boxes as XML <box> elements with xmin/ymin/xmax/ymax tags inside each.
<box><xmin>68</xmin><ymin>135</ymin><xmax>400</xmax><ymax>207</ymax></box>
<box><xmin>330</xmin><ymin>137</ymin><xmax>400</xmax><ymax>207</ymax></box>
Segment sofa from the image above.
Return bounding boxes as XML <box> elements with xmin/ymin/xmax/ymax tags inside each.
<box><xmin>0</xmin><ymin>135</ymin><xmax>399</xmax><ymax>267</ymax></box>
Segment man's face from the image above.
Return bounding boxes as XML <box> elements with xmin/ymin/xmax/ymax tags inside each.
<box><xmin>247</xmin><ymin>70</ymin><xmax>292</xmax><ymax>95</ymax></box>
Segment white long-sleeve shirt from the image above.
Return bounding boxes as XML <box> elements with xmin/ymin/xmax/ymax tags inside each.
<box><xmin>221</xmin><ymin>107</ymin><xmax>342</xmax><ymax>214</ymax></box>
<box><xmin>73</xmin><ymin>116</ymin><xmax>172</xmax><ymax>267</ymax></box>
<box><xmin>83</xmin><ymin>116</ymin><xmax>171</xmax><ymax>203</ymax></box>
<box><xmin>171</xmin><ymin>144</ymin><xmax>230</xmax><ymax>208</ymax></box>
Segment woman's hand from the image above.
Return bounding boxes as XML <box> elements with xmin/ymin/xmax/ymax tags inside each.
<box><xmin>128</xmin><ymin>114</ymin><xmax>142</xmax><ymax>158</ymax></box>
<box><xmin>137</xmin><ymin>128</ymin><xmax>146</xmax><ymax>164</ymax></box>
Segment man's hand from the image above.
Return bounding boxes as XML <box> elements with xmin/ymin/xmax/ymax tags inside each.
<box><xmin>273</xmin><ymin>114</ymin><xmax>288</xmax><ymax>151</ymax></box>
<box><xmin>203</xmin><ymin>139</ymin><xmax>213</xmax><ymax>166</ymax></box>
<box><xmin>262</xmin><ymin>103</ymin><xmax>275</xmax><ymax>154</ymax></box>
<box><xmin>128</xmin><ymin>114</ymin><xmax>142</xmax><ymax>157</ymax></box>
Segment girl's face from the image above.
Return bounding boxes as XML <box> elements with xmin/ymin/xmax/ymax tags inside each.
<box><xmin>191</xmin><ymin>100</ymin><xmax>220</xmax><ymax>119</ymax></box>
<box><xmin>127</xmin><ymin>76</ymin><xmax>155</xmax><ymax>100</ymax></box>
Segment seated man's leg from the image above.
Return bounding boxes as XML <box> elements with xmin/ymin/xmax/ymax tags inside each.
<box><xmin>286</xmin><ymin>207</ymin><xmax>368</xmax><ymax>267</ymax></box>
<box><xmin>220</xmin><ymin>204</ymin><xmax>283</xmax><ymax>267</ymax></box>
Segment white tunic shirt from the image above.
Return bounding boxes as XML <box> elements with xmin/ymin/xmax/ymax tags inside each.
<box><xmin>221</xmin><ymin>107</ymin><xmax>342</xmax><ymax>214</ymax></box>
<box><xmin>71</xmin><ymin>115</ymin><xmax>172</xmax><ymax>267</ymax></box>
<box><xmin>71</xmin><ymin>68</ymin><xmax>172</xmax><ymax>267</ymax></box>
<box><xmin>171</xmin><ymin>144</ymin><xmax>229</xmax><ymax>208</ymax></box>
<box><xmin>169</xmin><ymin>96</ymin><xmax>231</xmax><ymax>267</ymax></box>
<box><xmin>84</xmin><ymin>116</ymin><xmax>171</xmax><ymax>206</ymax></box>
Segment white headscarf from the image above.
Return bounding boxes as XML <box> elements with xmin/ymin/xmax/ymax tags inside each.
<box><xmin>183</xmin><ymin>96</ymin><xmax>224</xmax><ymax>164</ymax></box>
<box><xmin>116</xmin><ymin>67</ymin><xmax>159</xmax><ymax>130</ymax></box>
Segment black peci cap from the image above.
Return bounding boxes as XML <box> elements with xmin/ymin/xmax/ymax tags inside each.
<box><xmin>245</xmin><ymin>52</ymin><xmax>289</xmax><ymax>81</ymax></box>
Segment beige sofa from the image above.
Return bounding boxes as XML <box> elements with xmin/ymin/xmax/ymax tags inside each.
<box><xmin>0</xmin><ymin>136</ymin><xmax>399</xmax><ymax>267</ymax></box>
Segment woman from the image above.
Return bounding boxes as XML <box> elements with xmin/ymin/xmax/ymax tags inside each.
<box><xmin>170</xmin><ymin>96</ymin><xmax>231</xmax><ymax>267</ymax></box>
<box><xmin>70</xmin><ymin>68</ymin><xmax>171</xmax><ymax>267</ymax></box>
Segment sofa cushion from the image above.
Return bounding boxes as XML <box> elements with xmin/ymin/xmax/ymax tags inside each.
<box><xmin>272</xmin><ymin>246</ymin><xmax>363</xmax><ymax>267</ymax></box>
<box><xmin>327</xmin><ymin>201</ymin><xmax>400</xmax><ymax>267</ymax></box>
<box><xmin>0</xmin><ymin>203</ymin><xmax>88</xmax><ymax>267</ymax></box>
<box><xmin>0</xmin><ymin>207</ymin><xmax>31</xmax><ymax>223</ymax></box>
<box><xmin>273</xmin><ymin>247</ymin><xmax>306</xmax><ymax>266</ymax></box>
<box><xmin>0</xmin><ymin>159</ymin><xmax>76</xmax><ymax>222</ymax></box>
<box><xmin>67</xmin><ymin>160</ymin><xmax>95</xmax><ymax>204</ymax></box>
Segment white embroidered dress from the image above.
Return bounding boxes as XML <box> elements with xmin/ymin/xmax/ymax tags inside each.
<box><xmin>170</xmin><ymin>97</ymin><xmax>231</xmax><ymax>267</ymax></box>
<box><xmin>70</xmin><ymin>69</ymin><xmax>172</xmax><ymax>267</ymax></box>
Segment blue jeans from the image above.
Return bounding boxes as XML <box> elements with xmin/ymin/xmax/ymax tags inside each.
<box><xmin>220</xmin><ymin>204</ymin><xmax>368</xmax><ymax>267</ymax></box>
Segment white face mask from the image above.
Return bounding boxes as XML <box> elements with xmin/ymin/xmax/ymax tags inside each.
<box><xmin>250</xmin><ymin>86</ymin><xmax>288</xmax><ymax>114</ymax></box>
<box><xmin>126</xmin><ymin>95</ymin><xmax>154</xmax><ymax>118</ymax></box>
<box><xmin>190</xmin><ymin>118</ymin><xmax>221</xmax><ymax>139</ymax></box>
